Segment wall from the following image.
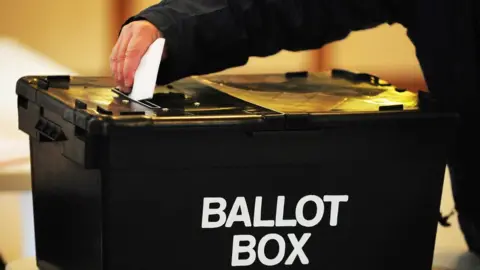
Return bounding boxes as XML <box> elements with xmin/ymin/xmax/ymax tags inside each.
<box><xmin>0</xmin><ymin>0</ymin><xmax>113</xmax><ymax>75</ymax></box>
<box><xmin>319</xmin><ymin>24</ymin><xmax>427</xmax><ymax>91</ymax></box>
<box><xmin>0</xmin><ymin>2</ymin><xmax>101</xmax><ymax>262</ymax></box>
<box><xmin>133</xmin><ymin>0</ymin><xmax>159</xmax><ymax>13</ymax></box>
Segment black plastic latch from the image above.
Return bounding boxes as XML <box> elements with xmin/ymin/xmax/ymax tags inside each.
<box><xmin>47</xmin><ymin>76</ymin><xmax>70</xmax><ymax>89</ymax></box>
<box><xmin>75</xmin><ymin>100</ymin><xmax>87</xmax><ymax>110</ymax></box>
<box><xmin>37</xmin><ymin>76</ymin><xmax>71</xmax><ymax>90</ymax></box>
<box><xmin>379</xmin><ymin>104</ymin><xmax>404</xmax><ymax>111</ymax></box>
<box><xmin>285</xmin><ymin>71</ymin><xmax>308</xmax><ymax>79</ymax></box>
<box><xmin>120</xmin><ymin>111</ymin><xmax>145</xmax><ymax>116</ymax></box>
<box><xmin>37</xmin><ymin>78</ymin><xmax>49</xmax><ymax>90</ymax></box>
<box><xmin>96</xmin><ymin>106</ymin><xmax>113</xmax><ymax>115</ymax></box>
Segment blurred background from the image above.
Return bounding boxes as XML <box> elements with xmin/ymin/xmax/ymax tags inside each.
<box><xmin>0</xmin><ymin>0</ymin><xmax>476</xmax><ymax>269</ymax></box>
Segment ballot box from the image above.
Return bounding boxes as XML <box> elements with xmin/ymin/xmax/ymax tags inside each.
<box><xmin>15</xmin><ymin>70</ymin><xmax>457</xmax><ymax>270</ymax></box>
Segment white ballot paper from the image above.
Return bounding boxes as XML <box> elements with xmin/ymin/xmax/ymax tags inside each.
<box><xmin>128</xmin><ymin>38</ymin><xmax>165</xmax><ymax>101</ymax></box>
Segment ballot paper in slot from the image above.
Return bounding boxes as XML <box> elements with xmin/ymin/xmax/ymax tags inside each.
<box><xmin>128</xmin><ymin>38</ymin><xmax>165</xmax><ymax>101</ymax></box>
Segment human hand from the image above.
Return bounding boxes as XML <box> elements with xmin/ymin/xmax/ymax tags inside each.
<box><xmin>110</xmin><ymin>20</ymin><xmax>165</xmax><ymax>93</ymax></box>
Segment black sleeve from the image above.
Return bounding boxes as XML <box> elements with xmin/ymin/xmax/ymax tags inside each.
<box><xmin>404</xmin><ymin>0</ymin><xmax>479</xmax><ymax>110</ymax></box>
<box><xmin>124</xmin><ymin>0</ymin><xmax>411</xmax><ymax>85</ymax></box>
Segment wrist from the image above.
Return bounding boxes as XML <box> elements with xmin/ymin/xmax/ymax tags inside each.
<box><xmin>142</xmin><ymin>20</ymin><xmax>162</xmax><ymax>40</ymax></box>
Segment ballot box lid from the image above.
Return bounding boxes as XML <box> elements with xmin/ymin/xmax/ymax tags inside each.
<box><xmin>15</xmin><ymin>69</ymin><xmax>449</xmax><ymax>135</ymax></box>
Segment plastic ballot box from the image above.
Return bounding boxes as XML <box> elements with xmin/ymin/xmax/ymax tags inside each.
<box><xmin>15</xmin><ymin>70</ymin><xmax>456</xmax><ymax>270</ymax></box>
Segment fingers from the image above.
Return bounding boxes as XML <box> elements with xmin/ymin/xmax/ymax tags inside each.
<box><xmin>109</xmin><ymin>34</ymin><xmax>121</xmax><ymax>81</ymax></box>
<box><xmin>110</xmin><ymin>30</ymin><xmax>132</xmax><ymax>89</ymax></box>
<box><xmin>115</xmin><ymin>32</ymin><xmax>133</xmax><ymax>88</ymax></box>
<box><xmin>123</xmin><ymin>36</ymin><xmax>150</xmax><ymax>89</ymax></box>
<box><xmin>109</xmin><ymin>21</ymin><xmax>162</xmax><ymax>93</ymax></box>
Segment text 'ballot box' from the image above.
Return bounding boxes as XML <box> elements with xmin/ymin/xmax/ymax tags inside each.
<box><xmin>15</xmin><ymin>70</ymin><xmax>457</xmax><ymax>270</ymax></box>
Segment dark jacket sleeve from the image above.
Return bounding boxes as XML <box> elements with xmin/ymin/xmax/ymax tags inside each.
<box><xmin>124</xmin><ymin>0</ymin><xmax>411</xmax><ymax>85</ymax></box>
<box><xmin>404</xmin><ymin>0</ymin><xmax>479</xmax><ymax>110</ymax></box>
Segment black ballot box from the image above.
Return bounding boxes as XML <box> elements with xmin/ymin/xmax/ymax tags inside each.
<box><xmin>16</xmin><ymin>70</ymin><xmax>457</xmax><ymax>270</ymax></box>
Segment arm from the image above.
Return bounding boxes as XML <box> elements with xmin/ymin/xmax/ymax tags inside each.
<box><xmin>113</xmin><ymin>0</ymin><xmax>411</xmax><ymax>86</ymax></box>
<box><xmin>404</xmin><ymin>0</ymin><xmax>479</xmax><ymax>109</ymax></box>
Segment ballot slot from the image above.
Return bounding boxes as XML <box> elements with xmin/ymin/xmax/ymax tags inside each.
<box><xmin>141</xmin><ymin>100</ymin><xmax>160</xmax><ymax>108</ymax></box>
<box><xmin>111</xmin><ymin>82</ymin><xmax>279</xmax><ymax>117</ymax></box>
<box><xmin>111</xmin><ymin>87</ymin><xmax>190</xmax><ymax>117</ymax></box>
<box><xmin>112</xmin><ymin>88</ymin><xmax>160</xmax><ymax>109</ymax></box>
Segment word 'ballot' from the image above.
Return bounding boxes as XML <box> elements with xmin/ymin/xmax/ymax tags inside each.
<box><xmin>201</xmin><ymin>195</ymin><xmax>349</xmax><ymax>267</ymax></box>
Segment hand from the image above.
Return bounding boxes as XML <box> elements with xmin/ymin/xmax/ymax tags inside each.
<box><xmin>110</xmin><ymin>20</ymin><xmax>164</xmax><ymax>93</ymax></box>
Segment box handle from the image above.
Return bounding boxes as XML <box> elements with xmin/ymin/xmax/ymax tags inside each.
<box><xmin>35</xmin><ymin>117</ymin><xmax>67</xmax><ymax>142</ymax></box>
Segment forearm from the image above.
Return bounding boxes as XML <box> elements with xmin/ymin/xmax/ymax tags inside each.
<box><xmin>127</xmin><ymin>0</ymin><xmax>252</xmax><ymax>84</ymax></box>
<box><xmin>126</xmin><ymin>0</ymin><xmax>408</xmax><ymax>84</ymax></box>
